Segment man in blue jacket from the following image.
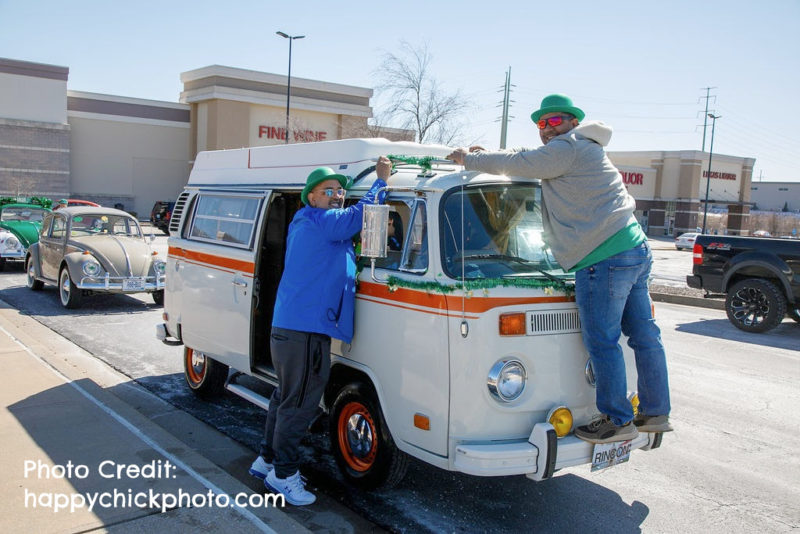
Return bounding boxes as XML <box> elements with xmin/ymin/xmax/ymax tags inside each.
<box><xmin>249</xmin><ymin>156</ymin><xmax>390</xmax><ymax>505</ymax></box>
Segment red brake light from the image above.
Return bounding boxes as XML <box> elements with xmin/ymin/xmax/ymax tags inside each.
<box><xmin>692</xmin><ymin>243</ymin><xmax>703</xmax><ymax>265</ymax></box>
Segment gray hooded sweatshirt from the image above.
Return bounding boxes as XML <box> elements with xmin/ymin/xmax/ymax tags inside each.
<box><xmin>463</xmin><ymin>121</ymin><xmax>638</xmax><ymax>270</ymax></box>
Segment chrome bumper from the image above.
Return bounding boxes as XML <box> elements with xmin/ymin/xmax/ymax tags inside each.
<box><xmin>453</xmin><ymin>423</ymin><xmax>660</xmax><ymax>481</ymax></box>
<box><xmin>79</xmin><ymin>273</ymin><xmax>166</xmax><ymax>291</ymax></box>
<box><xmin>156</xmin><ymin>323</ymin><xmax>183</xmax><ymax>346</ymax></box>
<box><xmin>0</xmin><ymin>251</ymin><xmax>26</xmax><ymax>260</ymax></box>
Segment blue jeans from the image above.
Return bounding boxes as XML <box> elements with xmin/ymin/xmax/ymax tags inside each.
<box><xmin>575</xmin><ymin>241</ymin><xmax>670</xmax><ymax>425</ymax></box>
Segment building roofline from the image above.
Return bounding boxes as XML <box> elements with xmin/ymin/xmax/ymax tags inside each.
<box><xmin>180</xmin><ymin>64</ymin><xmax>372</xmax><ymax>98</ymax></box>
<box><xmin>0</xmin><ymin>57</ymin><xmax>69</xmax><ymax>81</ymax></box>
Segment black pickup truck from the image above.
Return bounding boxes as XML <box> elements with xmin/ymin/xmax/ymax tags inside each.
<box><xmin>687</xmin><ymin>235</ymin><xmax>800</xmax><ymax>332</ymax></box>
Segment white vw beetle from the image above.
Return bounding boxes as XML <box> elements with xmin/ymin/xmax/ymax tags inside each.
<box><xmin>26</xmin><ymin>207</ymin><xmax>166</xmax><ymax>308</ymax></box>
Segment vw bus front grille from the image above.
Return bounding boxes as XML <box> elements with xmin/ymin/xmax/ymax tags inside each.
<box><xmin>526</xmin><ymin>309</ymin><xmax>581</xmax><ymax>336</ymax></box>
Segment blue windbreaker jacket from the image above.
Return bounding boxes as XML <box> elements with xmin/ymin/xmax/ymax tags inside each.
<box><xmin>271</xmin><ymin>179</ymin><xmax>385</xmax><ymax>343</ymax></box>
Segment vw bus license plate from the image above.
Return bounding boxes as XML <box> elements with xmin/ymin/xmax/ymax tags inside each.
<box><xmin>591</xmin><ymin>440</ymin><xmax>633</xmax><ymax>472</ymax></box>
<box><xmin>123</xmin><ymin>279</ymin><xmax>145</xmax><ymax>291</ymax></box>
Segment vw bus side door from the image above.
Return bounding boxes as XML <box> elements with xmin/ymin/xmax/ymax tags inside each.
<box><xmin>170</xmin><ymin>191</ymin><xmax>266</xmax><ymax>372</ymax></box>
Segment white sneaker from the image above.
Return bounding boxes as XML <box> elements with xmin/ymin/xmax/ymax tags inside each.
<box><xmin>265</xmin><ymin>470</ymin><xmax>316</xmax><ymax>506</ymax></box>
<box><xmin>248</xmin><ymin>456</ymin><xmax>273</xmax><ymax>480</ymax></box>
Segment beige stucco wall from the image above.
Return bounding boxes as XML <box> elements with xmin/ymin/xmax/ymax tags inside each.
<box><xmin>247</xmin><ymin>105</ymin><xmax>341</xmax><ymax>147</ymax></box>
<box><xmin>68</xmin><ymin>116</ymin><xmax>190</xmax><ymax>216</ymax></box>
<box><xmin>0</xmin><ymin>72</ymin><xmax>67</xmax><ymax>124</ymax></box>
<box><xmin>698</xmin><ymin>155</ymin><xmax>748</xmax><ymax>205</ymax></box>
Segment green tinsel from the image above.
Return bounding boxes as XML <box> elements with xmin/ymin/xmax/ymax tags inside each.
<box><xmin>387</xmin><ymin>154</ymin><xmax>439</xmax><ymax>172</ymax></box>
<box><xmin>384</xmin><ymin>275</ymin><xmax>575</xmax><ymax>296</ymax></box>
<box><xmin>0</xmin><ymin>196</ymin><xmax>53</xmax><ymax>209</ymax></box>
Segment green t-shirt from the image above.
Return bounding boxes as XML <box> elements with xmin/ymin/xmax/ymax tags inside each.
<box><xmin>570</xmin><ymin>222</ymin><xmax>646</xmax><ymax>272</ymax></box>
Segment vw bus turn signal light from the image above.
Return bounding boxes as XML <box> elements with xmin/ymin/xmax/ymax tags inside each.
<box><xmin>414</xmin><ymin>413</ymin><xmax>430</xmax><ymax>431</ymax></box>
<box><xmin>499</xmin><ymin>313</ymin><xmax>526</xmax><ymax>336</ymax></box>
<box><xmin>547</xmin><ymin>406</ymin><xmax>573</xmax><ymax>437</ymax></box>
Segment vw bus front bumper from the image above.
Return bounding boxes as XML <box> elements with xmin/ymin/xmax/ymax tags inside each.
<box><xmin>453</xmin><ymin>422</ymin><xmax>659</xmax><ymax>481</ymax></box>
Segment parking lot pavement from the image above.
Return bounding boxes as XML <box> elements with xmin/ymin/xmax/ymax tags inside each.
<box><xmin>0</xmin><ymin>299</ymin><xmax>310</xmax><ymax>534</ymax></box>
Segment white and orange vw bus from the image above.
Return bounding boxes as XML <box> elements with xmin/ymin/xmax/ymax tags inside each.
<box><xmin>157</xmin><ymin>138</ymin><xmax>663</xmax><ymax>488</ymax></box>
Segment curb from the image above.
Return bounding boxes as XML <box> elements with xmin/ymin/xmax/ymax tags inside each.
<box><xmin>650</xmin><ymin>292</ymin><xmax>724</xmax><ymax>310</ymax></box>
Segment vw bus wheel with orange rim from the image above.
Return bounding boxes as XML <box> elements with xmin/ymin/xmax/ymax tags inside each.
<box><xmin>329</xmin><ymin>382</ymin><xmax>408</xmax><ymax>489</ymax></box>
<box><xmin>183</xmin><ymin>347</ymin><xmax>228</xmax><ymax>399</ymax></box>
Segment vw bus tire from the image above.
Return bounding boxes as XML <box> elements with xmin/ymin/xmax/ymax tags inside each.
<box><xmin>26</xmin><ymin>257</ymin><xmax>43</xmax><ymax>291</ymax></box>
<box><xmin>789</xmin><ymin>306</ymin><xmax>800</xmax><ymax>324</ymax></box>
<box><xmin>183</xmin><ymin>347</ymin><xmax>228</xmax><ymax>399</ymax></box>
<box><xmin>152</xmin><ymin>289</ymin><xmax>164</xmax><ymax>306</ymax></box>
<box><xmin>329</xmin><ymin>382</ymin><xmax>408</xmax><ymax>489</ymax></box>
<box><xmin>59</xmin><ymin>266</ymin><xmax>82</xmax><ymax>309</ymax></box>
<box><xmin>725</xmin><ymin>278</ymin><xmax>786</xmax><ymax>333</ymax></box>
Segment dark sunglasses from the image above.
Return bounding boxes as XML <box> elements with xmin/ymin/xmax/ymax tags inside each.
<box><xmin>537</xmin><ymin>115</ymin><xmax>572</xmax><ymax>130</ymax></box>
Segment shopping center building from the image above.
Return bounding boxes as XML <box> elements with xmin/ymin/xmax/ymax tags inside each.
<box><xmin>1</xmin><ymin>56</ymin><xmax>756</xmax><ymax>235</ymax></box>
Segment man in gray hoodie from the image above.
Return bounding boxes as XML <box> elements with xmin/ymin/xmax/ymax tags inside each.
<box><xmin>447</xmin><ymin>94</ymin><xmax>672</xmax><ymax>444</ymax></box>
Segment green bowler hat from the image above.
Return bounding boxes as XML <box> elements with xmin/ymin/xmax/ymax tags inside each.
<box><xmin>530</xmin><ymin>94</ymin><xmax>585</xmax><ymax>123</ymax></box>
<box><xmin>301</xmin><ymin>167</ymin><xmax>350</xmax><ymax>205</ymax></box>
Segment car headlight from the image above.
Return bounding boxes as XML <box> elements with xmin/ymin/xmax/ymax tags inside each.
<box><xmin>153</xmin><ymin>260</ymin><xmax>166</xmax><ymax>274</ymax></box>
<box><xmin>487</xmin><ymin>359</ymin><xmax>527</xmax><ymax>402</ymax></box>
<box><xmin>5</xmin><ymin>236</ymin><xmax>18</xmax><ymax>249</ymax></box>
<box><xmin>82</xmin><ymin>260</ymin><xmax>102</xmax><ymax>276</ymax></box>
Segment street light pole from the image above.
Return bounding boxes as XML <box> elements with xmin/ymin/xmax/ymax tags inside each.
<box><xmin>701</xmin><ymin>113</ymin><xmax>721</xmax><ymax>234</ymax></box>
<box><xmin>276</xmin><ymin>31</ymin><xmax>304</xmax><ymax>144</ymax></box>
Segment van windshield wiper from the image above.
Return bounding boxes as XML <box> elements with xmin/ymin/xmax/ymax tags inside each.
<box><xmin>454</xmin><ymin>253</ymin><xmax>569</xmax><ymax>287</ymax></box>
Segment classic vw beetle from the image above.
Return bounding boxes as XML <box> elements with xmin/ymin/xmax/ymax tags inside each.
<box><xmin>0</xmin><ymin>202</ymin><xmax>51</xmax><ymax>270</ymax></box>
<box><xmin>26</xmin><ymin>207</ymin><xmax>166</xmax><ymax>308</ymax></box>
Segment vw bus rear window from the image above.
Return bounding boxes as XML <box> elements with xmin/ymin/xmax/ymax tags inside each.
<box><xmin>188</xmin><ymin>194</ymin><xmax>262</xmax><ymax>248</ymax></box>
<box><xmin>440</xmin><ymin>184</ymin><xmax>567</xmax><ymax>280</ymax></box>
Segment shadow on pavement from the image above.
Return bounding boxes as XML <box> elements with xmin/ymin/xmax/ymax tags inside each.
<box><xmin>0</xmin><ymin>285</ymin><xmax>160</xmax><ymax>317</ymax></box>
<box><xmin>675</xmin><ymin>317</ymin><xmax>799</xmax><ymax>351</ymax></box>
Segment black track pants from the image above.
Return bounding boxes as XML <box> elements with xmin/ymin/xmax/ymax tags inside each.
<box><xmin>259</xmin><ymin>327</ymin><xmax>331</xmax><ymax>478</ymax></box>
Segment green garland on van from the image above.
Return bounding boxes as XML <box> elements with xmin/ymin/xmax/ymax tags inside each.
<box><xmin>384</xmin><ymin>275</ymin><xmax>575</xmax><ymax>297</ymax></box>
<box><xmin>387</xmin><ymin>155</ymin><xmax>439</xmax><ymax>171</ymax></box>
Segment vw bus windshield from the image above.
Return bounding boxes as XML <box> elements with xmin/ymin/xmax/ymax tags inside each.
<box><xmin>441</xmin><ymin>184</ymin><xmax>569</xmax><ymax>280</ymax></box>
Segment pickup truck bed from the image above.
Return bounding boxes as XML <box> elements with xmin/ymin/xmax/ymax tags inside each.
<box><xmin>687</xmin><ymin>235</ymin><xmax>800</xmax><ymax>332</ymax></box>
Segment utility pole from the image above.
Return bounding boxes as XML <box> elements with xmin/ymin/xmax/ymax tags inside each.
<box><xmin>699</xmin><ymin>87</ymin><xmax>716</xmax><ymax>151</ymax></box>
<box><xmin>702</xmin><ymin>113</ymin><xmax>721</xmax><ymax>234</ymax></box>
<box><xmin>499</xmin><ymin>67</ymin><xmax>512</xmax><ymax>149</ymax></box>
<box><xmin>494</xmin><ymin>68</ymin><xmax>515</xmax><ymax>149</ymax></box>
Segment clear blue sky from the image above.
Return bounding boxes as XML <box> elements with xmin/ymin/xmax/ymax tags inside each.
<box><xmin>2</xmin><ymin>0</ymin><xmax>798</xmax><ymax>182</ymax></box>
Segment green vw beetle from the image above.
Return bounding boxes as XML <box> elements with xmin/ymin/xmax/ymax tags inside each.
<box><xmin>0</xmin><ymin>202</ymin><xmax>52</xmax><ymax>270</ymax></box>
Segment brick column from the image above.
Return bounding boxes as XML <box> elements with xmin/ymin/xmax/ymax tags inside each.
<box><xmin>727</xmin><ymin>204</ymin><xmax>750</xmax><ymax>235</ymax></box>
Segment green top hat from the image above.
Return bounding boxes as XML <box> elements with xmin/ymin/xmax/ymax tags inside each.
<box><xmin>530</xmin><ymin>94</ymin><xmax>585</xmax><ymax>123</ymax></box>
<box><xmin>301</xmin><ymin>167</ymin><xmax>349</xmax><ymax>206</ymax></box>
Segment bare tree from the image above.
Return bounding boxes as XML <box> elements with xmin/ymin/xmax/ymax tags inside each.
<box><xmin>374</xmin><ymin>41</ymin><xmax>470</xmax><ymax>145</ymax></box>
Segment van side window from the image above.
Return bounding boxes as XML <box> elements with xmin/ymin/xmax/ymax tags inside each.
<box><xmin>401</xmin><ymin>200</ymin><xmax>428</xmax><ymax>273</ymax></box>
<box><xmin>189</xmin><ymin>194</ymin><xmax>262</xmax><ymax>248</ymax></box>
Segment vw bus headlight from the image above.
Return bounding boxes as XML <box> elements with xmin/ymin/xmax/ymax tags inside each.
<box><xmin>82</xmin><ymin>260</ymin><xmax>102</xmax><ymax>276</ymax></box>
<box><xmin>487</xmin><ymin>359</ymin><xmax>526</xmax><ymax>402</ymax></box>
